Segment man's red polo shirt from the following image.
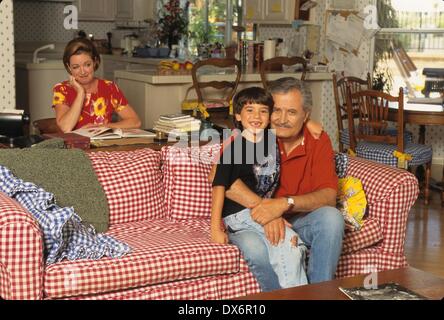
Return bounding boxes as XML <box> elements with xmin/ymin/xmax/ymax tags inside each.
<box><xmin>275</xmin><ymin>126</ymin><xmax>338</xmax><ymax>198</ymax></box>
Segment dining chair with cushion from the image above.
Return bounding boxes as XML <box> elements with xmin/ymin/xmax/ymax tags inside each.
<box><xmin>181</xmin><ymin>58</ymin><xmax>241</xmax><ymax>128</ymax></box>
<box><xmin>260</xmin><ymin>56</ymin><xmax>307</xmax><ymax>91</ymax></box>
<box><xmin>346</xmin><ymin>85</ymin><xmax>433</xmax><ymax>205</ymax></box>
<box><xmin>333</xmin><ymin>73</ymin><xmax>413</xmax><ymax>153</ymax></box>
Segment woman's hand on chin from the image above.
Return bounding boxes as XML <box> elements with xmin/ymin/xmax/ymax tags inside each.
<box><xmin>69</xmin><ymin>76</ymin><xmax>85</xmax><ymax>95</ymax></box>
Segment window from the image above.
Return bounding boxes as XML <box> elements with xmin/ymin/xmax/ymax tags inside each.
<box><xmin>374</xmin><ymin>0</ymin><xmax>444</xmax><ymax>97</ymax></box>
<box><xmin>187</xmin><ymin>0</ymin><xmax>247</xmax><ymax>56</ymax></box>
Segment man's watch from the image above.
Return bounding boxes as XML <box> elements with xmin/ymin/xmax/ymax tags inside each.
<box><xmin>285</xmin><ymin>197</ymin><xmax>295</xmax><ymax>211</ymax></box>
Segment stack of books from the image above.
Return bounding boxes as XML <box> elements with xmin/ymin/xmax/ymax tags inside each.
<box><xmin>153</xmin><ymin>114</ymin><xmax>201</xmax><ymax>136</ymax></box>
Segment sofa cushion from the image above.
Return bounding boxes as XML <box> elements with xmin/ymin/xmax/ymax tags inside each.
<box><xmin>341</xmin><ymin>217</ymin><xmax>383</xmax><ymax>255</ymax></box>
<box><xmin>43</xmin><ymin>219</ymin><xmax>240</xmax><ymax>299</ymax></box>
<box><xmin>161</xmin><ymin>143</ymin><xmax>221</xmax><ymax>220</ymax></box>
<box><xmin>87</xmin><ymin>148</ymin><xmax>166</xmax><ymax>225</ymax></box>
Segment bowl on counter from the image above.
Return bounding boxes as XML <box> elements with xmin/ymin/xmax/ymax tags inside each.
<box><xmin>148</xmin><ymin>48</ymin><xmax>159</xmax><ymax>57</ymax></box>
<box><xmin>158</xmin><ymin>48</ymin><xmax>170</xmax><ymax>58</ymax></box>
<box><xmin>135</xmin><ymin>47</ymin><xmax>170</xmax><ymax>58</ymax></box>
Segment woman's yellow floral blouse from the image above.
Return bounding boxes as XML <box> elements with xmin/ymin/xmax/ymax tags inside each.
<box><xmin>52</xmin><ymin>79</ymin><xmax>129</xmax><ymax>130</ymax></box>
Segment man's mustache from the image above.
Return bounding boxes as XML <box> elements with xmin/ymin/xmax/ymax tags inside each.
<box><xmin>273</xmin><ymin>123</ymin><xmax>293</xmax><ymax>129</ymax></box>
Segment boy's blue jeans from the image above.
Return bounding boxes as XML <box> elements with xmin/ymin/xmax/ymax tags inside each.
<box><xmin>227</xmin><ymin>206</ymin><xmax>344</xmax><ymax>292</ymax></box>
<box><xmin>224</xmin><ymin>208</ymin><xmax>308</xmax><ymax>289</ymax></box>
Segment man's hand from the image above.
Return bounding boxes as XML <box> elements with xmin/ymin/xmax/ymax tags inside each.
<box><xmin>251</xmin><ymin>198</ymin><xmax>287</xmax><ymax>225</ymax></box>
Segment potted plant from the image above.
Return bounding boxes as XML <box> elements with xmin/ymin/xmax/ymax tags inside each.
<box><xmin>372</xmin><ymin>67</ymin><xmax>393</xmax><ymax>92</ymax></box>
<box><xmin>373</xmin><ymin>0</ymin><xmax>399</xmax><ymax>91</ymax></box>
<box><xmin>188</xmin><ymin>14</ymin><xmax>216</xmax><ymax>58</ymax></box>
<box><xmin>157</xmin><ymin>0</ymin><xmax>190</xmax><ymax>49</ymax></box>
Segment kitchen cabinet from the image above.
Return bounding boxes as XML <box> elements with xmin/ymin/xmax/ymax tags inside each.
<box><xmin>243</xmin><ymin>0</ymin><xmax>264</xmax><ymax>22</ymax></box>
<box><xmin>75</xmin><ymin>0</ymin><xmax>116</xmax><ymax>21</ymax></box>
<box><xmin>244</xmin><ymin>0</ymin><xmax>310</xmax><ymax>24</ymax></box>
<box><xmin>115</xmin><ymin>0</ymin><xmax>155</xmax><ymax>22</ymax></box>
<box><xmin>264</xmin><ymin>0</ymin><xmax>294</xmax><ymax>22</ymax></box>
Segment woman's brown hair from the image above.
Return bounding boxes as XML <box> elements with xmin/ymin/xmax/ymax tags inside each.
<box><xmin>63</xmin><ymin>38</ymin><xmax>101</xmax><ymax>74</ymax></box>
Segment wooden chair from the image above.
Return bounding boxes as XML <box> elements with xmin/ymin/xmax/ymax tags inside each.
<box><xmin>260</xmin><ymin>56</ymin><xmax>307</xmax><ymax>90</ymax></box>
<box><xmin>333</xmin><ymin>73</ymin><xmax>414</xmax><ymax>153</ymax></box>
<box><xmin>33</xmin><ymin>118</ymin><xmax>61</xmax><ymax>134</ymax></box>
<box><xmin>181</xmin><ymin>58</ymin><xmax>241</xmax><ymax>128</ymax></box>
<box><xmin>332</xmin><ymin>73</ymin><xmax>372</xmax><ymax>153</ymax></box>
<box><xmin>346</xmin><ymin>85</ymin><xmax>433</xmax><ymax>205</ymax></box>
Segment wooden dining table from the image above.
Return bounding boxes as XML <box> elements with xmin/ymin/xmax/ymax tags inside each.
<box><xmin>388</xmin><ymin>104</ymin><xmax>444</xmax><ymax>205</ymax></box>
<box><xmin>388</xmin><ymin>107</ymin><xmax>444</xmax><ymax>144</ymax></box>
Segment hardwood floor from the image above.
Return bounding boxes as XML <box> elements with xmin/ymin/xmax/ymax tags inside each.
<box><xmin>405</xmin><ymin>189</ymin><xmax>444</xmax><ymax>278</ymax></box>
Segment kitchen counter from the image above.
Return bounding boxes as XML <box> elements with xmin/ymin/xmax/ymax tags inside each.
<box><xmin>114</xmin><ymin>69</ymin><xmax>333</xmax><ymax>130</ymax></box>
<box><xmin>101</xmin><ymin>54</ymin><xmax>171</xmax><ymax>65</ymax></box>
<box><xmin>114</xmin><ymin>69</ymin><xmax>332</xmax><ymax>85</ymax></box>
<box><xmin>15</xmin><ymin>56</ymin><xmax>68</xmax><ymax>126</ymax></box>
<box><xmin>15</xmin><ymin>59</ymin><xmax>65</xmax><ymax>70</ymax></box>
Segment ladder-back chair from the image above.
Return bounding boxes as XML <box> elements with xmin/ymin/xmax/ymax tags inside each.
<box><xmin>346</xmin><ymin>85</ymin><xmax>433</xmax><ymax>204</ymax></box>
<box><xmin>181</xmin><ymin>58</ymin><xmax>241</xmax><ymax>127</ymax></box>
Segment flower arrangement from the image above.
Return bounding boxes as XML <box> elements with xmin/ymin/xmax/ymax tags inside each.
<box><xmin>157</xmin><ymin>0</ymin><xmax>190</xmax><ymax>48</ymax></box>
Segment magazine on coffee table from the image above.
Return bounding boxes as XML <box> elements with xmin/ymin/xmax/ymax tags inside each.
<box><xmin>339</xmin><ymin>282</ymin><xmax>428</xmax><ymax>300</ymax></box>
<box><xmin>72</xmin><ymin>127</ymin><xmax>155</xmax><ymax>140</ymax></box>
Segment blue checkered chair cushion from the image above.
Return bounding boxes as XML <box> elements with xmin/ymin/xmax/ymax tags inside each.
<box><xmin>339</xmin><ymin>127</ymin><xmax>413</xmax><ymax>147</ymax></box>
<box><xmin>356</xmin><ymin>141</ymin><xmax>432</xmax><ymax>167</ymax></box>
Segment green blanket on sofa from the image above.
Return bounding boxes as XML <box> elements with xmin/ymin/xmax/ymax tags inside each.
<box><xmin>0</xmin><ymin>139</ymin><xmax>109</xmax><ymax>232</ymax></box>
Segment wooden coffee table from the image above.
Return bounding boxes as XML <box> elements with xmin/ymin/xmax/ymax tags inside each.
<box><xmin>236</xmin><ymin>267</ymin><xmax>444</xmax><ymax>300</ymax></box>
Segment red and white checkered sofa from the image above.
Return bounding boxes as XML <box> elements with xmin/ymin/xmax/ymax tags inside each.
<box><xmin>0</xmin><ymin>144</ymin><xmax>419</xmax><ymax>300</ymax></box>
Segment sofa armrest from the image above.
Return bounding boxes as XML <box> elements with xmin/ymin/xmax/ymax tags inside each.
<box><xmin>0</xmin><ymin>192</ymin><xmax>44</xmax><ymax>300</ymax></box>
<box><xmin>346</xmin><ymin>156</ymin><xmax>419</xmax><ymax>255</ymax></box>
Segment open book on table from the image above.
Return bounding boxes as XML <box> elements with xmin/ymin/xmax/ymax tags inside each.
<box><xmin>72</xmin><ymin>127</ymin><xmax>155</xmax><ymax>140</ymax></box>
<box><xmin>339</xmin><ymin>282</ymin><xmax>427</xmax><ymax>300</ymax></box>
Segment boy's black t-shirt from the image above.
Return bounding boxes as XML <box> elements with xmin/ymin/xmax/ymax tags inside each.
<box><xmin>212</xmin><ymin>130</ymin><xmax>280</xmax><ymax>218</ymax></box>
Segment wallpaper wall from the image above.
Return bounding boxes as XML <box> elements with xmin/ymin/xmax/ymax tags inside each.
<box><xmin>14</xmin><ymin>1</ymin><xmax>115</xmax><ymax>42</ymax></box>
<box><xmin>0</xmin><ymin>0</ymin><xmax>15</xmax><ymax>111</ymax></box>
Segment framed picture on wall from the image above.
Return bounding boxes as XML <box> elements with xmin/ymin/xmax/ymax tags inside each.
<box><xmin>330</xmin><ymin>0</ymin><xmax>356</xmax><ymax>10</ymax></box>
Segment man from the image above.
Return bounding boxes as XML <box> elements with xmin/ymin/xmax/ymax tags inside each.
<box><xmin>223</xmin><ymin>77</ymin><xmax>344</xmax><ymax>291</ymax></box>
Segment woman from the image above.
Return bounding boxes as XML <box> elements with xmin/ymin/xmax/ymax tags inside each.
<box><xmin>52</xmin><ymin>38</ymin><xmax>141</xmax><ymax>133</ymax></box>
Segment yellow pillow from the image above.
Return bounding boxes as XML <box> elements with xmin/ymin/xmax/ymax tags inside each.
<box><xmin>337</xmin><ymin>176</ymin><xmax>367</xmax><ymax>231</ymax></box>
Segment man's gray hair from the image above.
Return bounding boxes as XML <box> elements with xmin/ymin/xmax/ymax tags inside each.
<box><xmin>268</xmin><ymin>77</ymin><xmax>313</xmax><ymax>112</ymax></box>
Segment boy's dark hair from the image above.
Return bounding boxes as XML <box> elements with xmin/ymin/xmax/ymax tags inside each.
<box><xmin>232</xmin><ymin>87</ymin><xmax>274</xmax><ymax>130</ymax></box>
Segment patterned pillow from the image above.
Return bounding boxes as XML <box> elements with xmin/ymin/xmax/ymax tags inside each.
<box><xmin>88</xmin><ymin>148</ymin><xmax>166</xmax><ymax>225</ymax></box>
<box><xmin>337</xmin><ymin>176</ymin><xmax>367</xmax><ymax>231</ymax></box>
<box><xmin>335</xmin><ymin>152</ymin><xmax>349</xmax><ymax>178</ymax></box>
<box><xmin>161</xmin><ymin>143</ymin><xmax>221</xmax><ymax>220</ymax></box>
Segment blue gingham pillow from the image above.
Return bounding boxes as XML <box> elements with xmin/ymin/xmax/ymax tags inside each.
<box><xmin>335</xmin><ymin>153</ymin><xmax>348</xmax><ymax>179</ymax></box>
